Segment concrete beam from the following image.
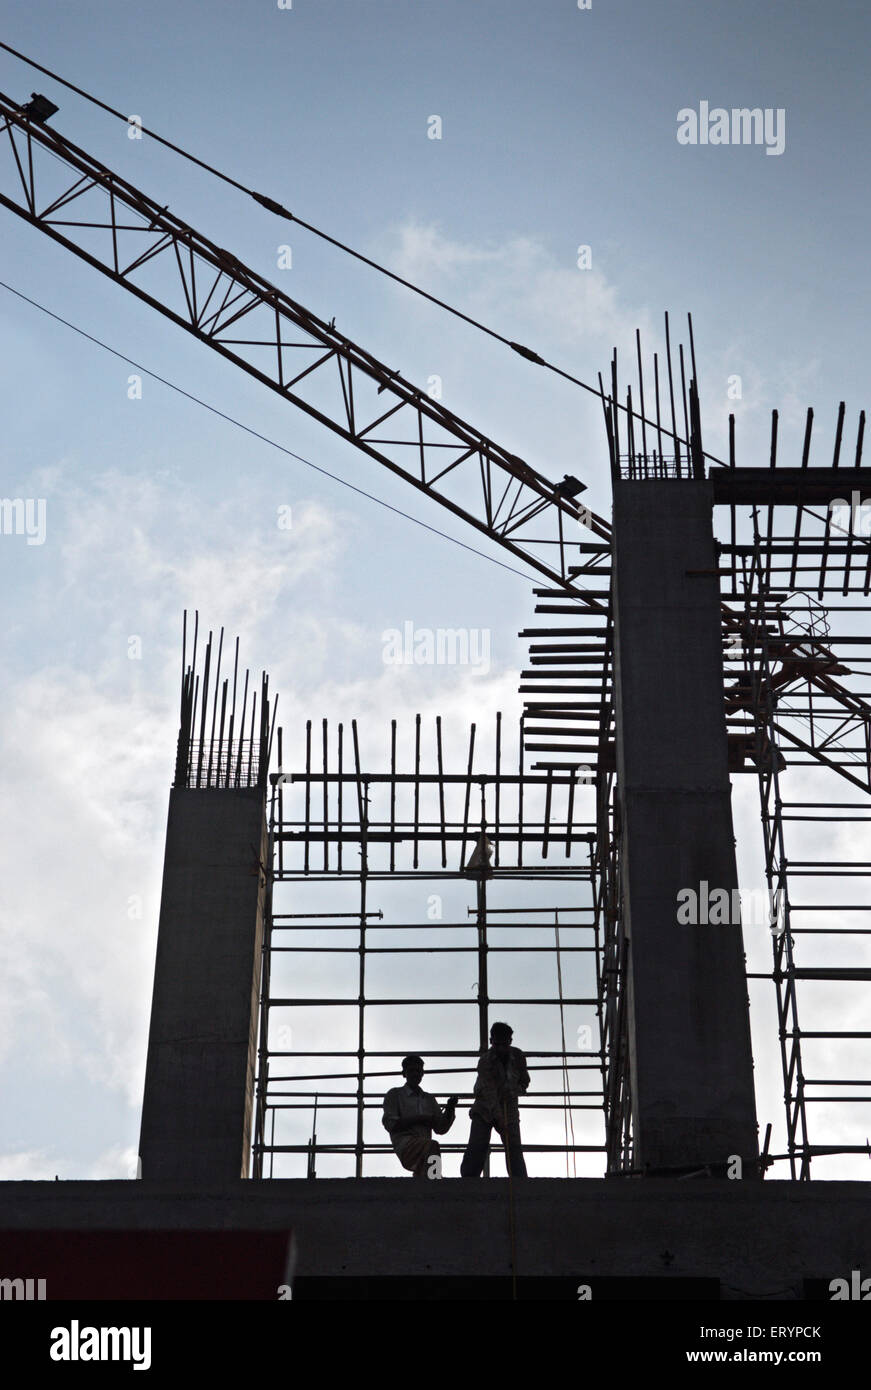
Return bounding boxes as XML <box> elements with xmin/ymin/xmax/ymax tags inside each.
<box><xmin>0</xmin><ymin>1179</ymin><xmax>867</xmax><ymax>1298</ymax></box>
<box><xmin>711</xmin><ymin>467</ymin><xmax>869</xmax><ymax>507</ymax></box>
<box><xmin>612</xmin><ymin>480</ymin><xmax>758</xmax><ymax>1172</ymax></box>
<box><xmin>138</xmin><ymin>787</ymin><xmax>267</xmax><ymax>1184</ymax></box>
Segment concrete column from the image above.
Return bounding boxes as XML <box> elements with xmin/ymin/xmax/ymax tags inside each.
<box><xmin>612</xmin><ymin>480</ymin><xmax>758</xmax><ymax>1173</ymax></box>
<box><xmin>138</xmin><ymin>787</ymin><xmax>268</xmax><ymax>1183</ymax></box>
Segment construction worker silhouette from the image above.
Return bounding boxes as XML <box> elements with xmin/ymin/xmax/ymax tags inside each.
<box><xmin>382</xmin><ymin>1055</ymin><xmax>457</xmax><ymax>1178</ymax></box>
<box><xmin>460</xmin><ymin>1022</ymin><xmax>529</xmax><ymax>1177</ymax></box>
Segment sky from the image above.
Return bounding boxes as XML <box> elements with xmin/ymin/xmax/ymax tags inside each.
<box><xmin>0</xmin><ymin>0</ymin><xmax>869</xmax><ymax>1181</ymax></box>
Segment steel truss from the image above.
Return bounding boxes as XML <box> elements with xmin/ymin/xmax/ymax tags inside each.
<box><xmin>0</xmin><ymin>90</ymin><xmax>611</xmax><ymax>603</ymax></box>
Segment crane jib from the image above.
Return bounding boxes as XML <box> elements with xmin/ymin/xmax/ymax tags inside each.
<box><xmin>0</xmin><ymin>90</ymin><xmax>610</xmax><ymax>608</ymax></box>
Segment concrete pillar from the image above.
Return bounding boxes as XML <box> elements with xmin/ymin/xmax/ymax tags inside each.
<box><xmin>612</xmin><ymin>480</ymin><xmax>758</xmax><ymax>1173</ymax></box>
<box><xmin>138</xmin><ymin>787</ymin><xmax>268</xmax><ymax>1183</ymax></box>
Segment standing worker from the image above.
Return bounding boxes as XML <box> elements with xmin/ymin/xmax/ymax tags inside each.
<box><xmin>461</xmin><ymin>1022</ymin><xmax>530</xmax><ymax>1178</ymax></box>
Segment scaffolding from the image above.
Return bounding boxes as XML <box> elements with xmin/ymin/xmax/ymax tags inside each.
<box><xmin>722</xmin><ymin>490</ymin><xmax>871</xmax><ymax>1179</ymax></box>
<box><xmin>582</xmin><ymin>331</ymin><xmax>871</xmax><ymax>1180</ymax></box>
<box><xmin>251</xmin><ymin>713</ymin><xmax>609</xmax><ymax>1177</ymax></box>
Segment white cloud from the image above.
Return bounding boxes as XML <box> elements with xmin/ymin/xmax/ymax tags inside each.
<box><xmin>0</xmin><ymin>1146</ymin><xmax>140</xmax><ymax>1181</ymax></box>
<box><xmin>385</xmin><ymin>219</ymin><xmax>653</xmax><ymax>356</ymax></box>
<box><xmin>0</xmin><ymin>1150</ymin><xmax>59</xmax><ymax>1181</ymax></box>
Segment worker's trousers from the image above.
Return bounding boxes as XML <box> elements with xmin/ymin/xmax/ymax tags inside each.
<box><xmin>460</xmin><ymin>1116</ymin><xmax>527</xmax><ymax>1178</ymax></box>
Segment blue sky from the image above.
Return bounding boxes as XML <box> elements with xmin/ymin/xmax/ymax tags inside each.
<box><xmin>1</xmin><ymin>0</ymin><xmax>869</xmax><ymax>1178</ymax></box>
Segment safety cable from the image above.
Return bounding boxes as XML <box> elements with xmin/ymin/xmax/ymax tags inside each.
<box><xmin>0</xmin><ymin>39</ymin><xmax>727</xmax><ymax>465</ymax></box>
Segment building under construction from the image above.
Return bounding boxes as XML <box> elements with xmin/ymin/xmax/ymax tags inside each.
<box><xmin>0</xmin><ymin>84</ymin><xmax>869</xmax><ymax>1301</ymax></box>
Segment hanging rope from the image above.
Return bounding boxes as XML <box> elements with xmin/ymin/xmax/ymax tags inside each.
<box><xmin>554</xmin><ymin>912</ymin><xmax>578</xmax><ymax>1177</ymax></box>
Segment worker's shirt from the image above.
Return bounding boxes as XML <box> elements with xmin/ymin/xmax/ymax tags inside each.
<box><xmin>382</xmin><ymin>1083</ymin><xmax>454</xmax><ymax>1158</ymax></box>
<box><xmin>470</xmin><ymin>1047</ymin><xmax>530</xmax><ymax>1128</ymax></box>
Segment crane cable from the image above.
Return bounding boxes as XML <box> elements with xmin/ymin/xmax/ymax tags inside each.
<box><xmin>0</xmin><ymin>276</ymin><xmax>539</xmax><ymax>586</ymax></box>
<box><xmin>0</xmin><ymin>39</ymin><xmax>726</xmax><ymax>465</ymax></box>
